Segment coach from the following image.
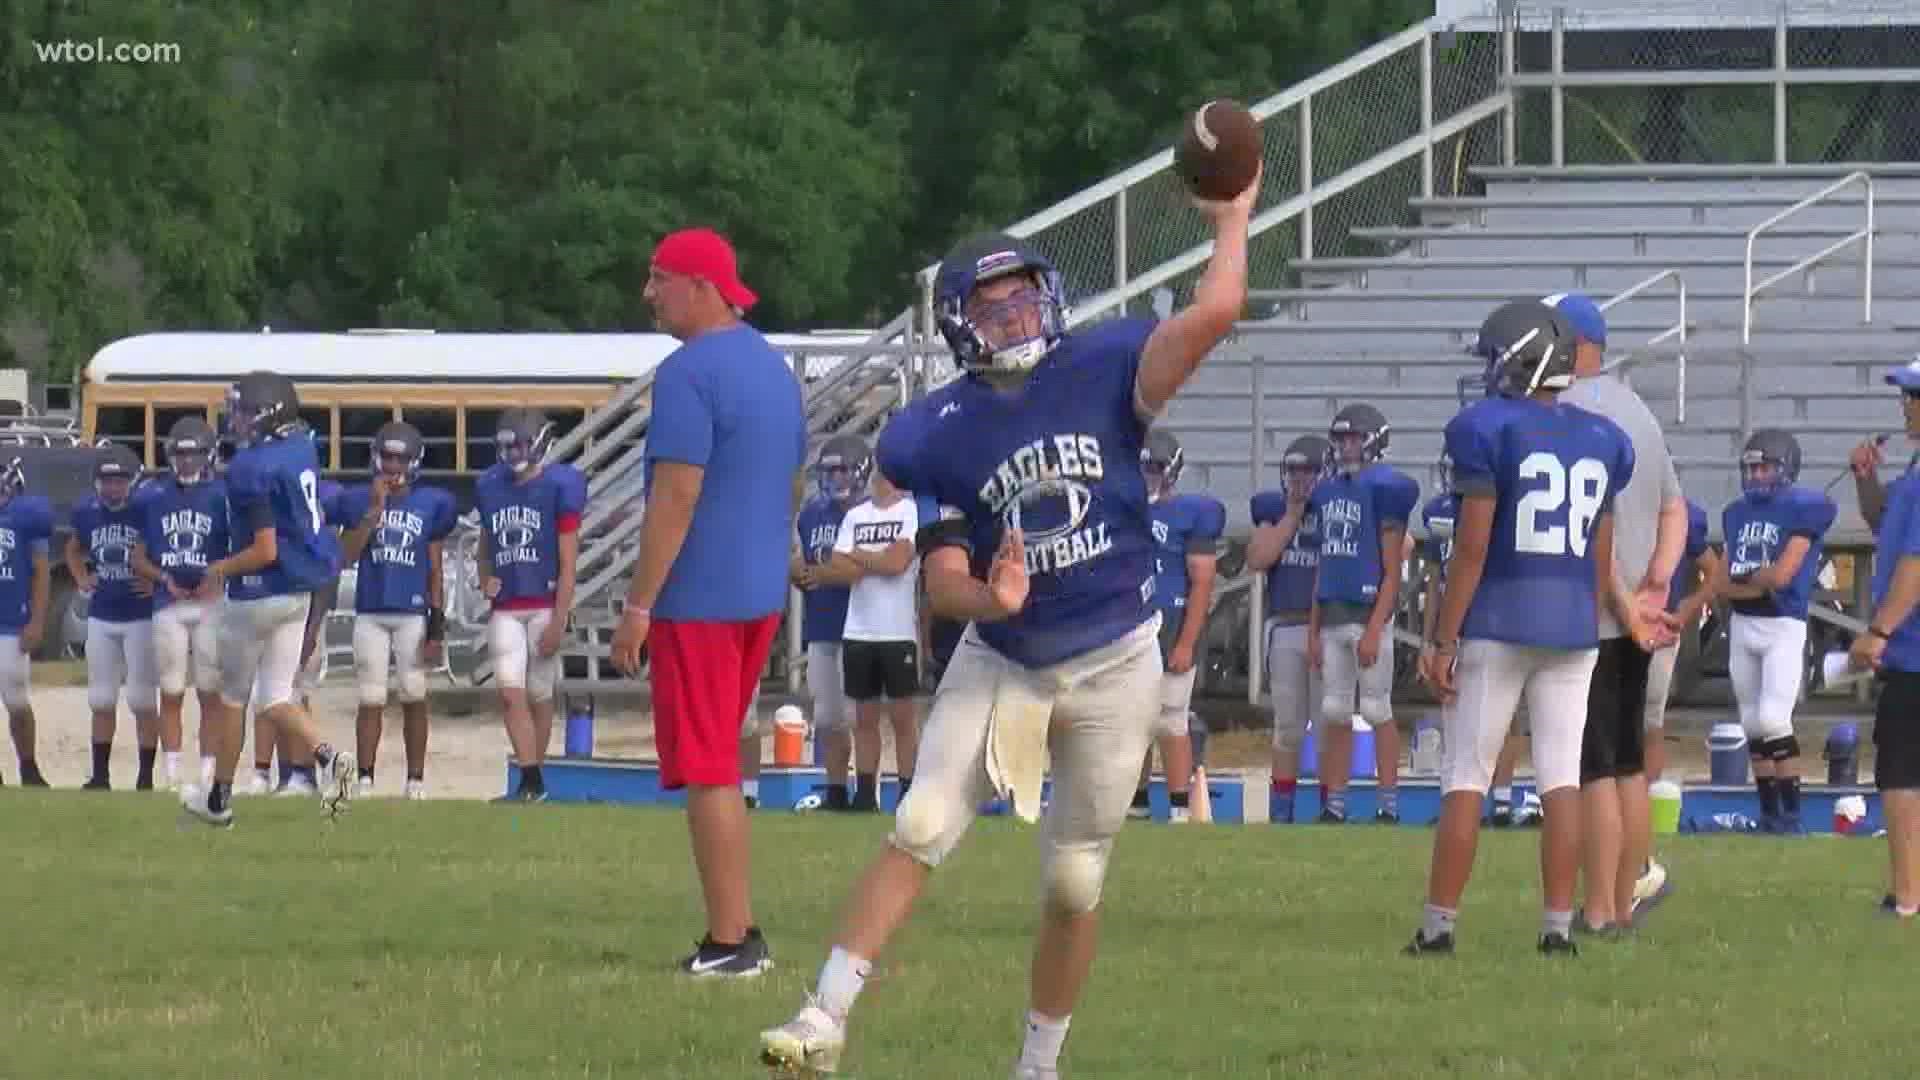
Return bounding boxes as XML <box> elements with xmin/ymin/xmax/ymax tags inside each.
<box><xmin>612</xmin><ymin>227</ymin><xmax>807</xmax><ymax>977</ymax></box>
<box><xmin>1552</xmin><ymin>292</ymin><xmax>1685</xmax><ymax>935</ymax></box>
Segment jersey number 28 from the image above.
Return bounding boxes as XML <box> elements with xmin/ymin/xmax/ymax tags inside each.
<box><xmin>1515</xmin><ymin>453</ymin><xmax>1608</xmax><ymax>558</ymax></box>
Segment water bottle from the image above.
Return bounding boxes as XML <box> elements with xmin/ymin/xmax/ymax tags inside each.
<box><xmin>565</xmin><ymin>695</ymin><xmax>595</xmax><ymax>757</ymax></box>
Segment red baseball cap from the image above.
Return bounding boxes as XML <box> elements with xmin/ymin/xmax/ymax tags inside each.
<box><xmin>652</xmin><ymin>227</ymin><xmax>758</xmax><ymax>311</ymax></box>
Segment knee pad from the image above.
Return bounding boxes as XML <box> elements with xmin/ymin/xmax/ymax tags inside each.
<box><xmin>1358</xmin><ymin>693</ymin><xmax>1392</xmax><ymax>728</ymax></box>
<box><xmin>890</xmin><ymin>787</ymin><xmax>965</xmax><ymax>869</ymax></box>
<box><xmin>87</xmin><ymin>685</ymin><xmax>119</xmax><ymax>713</ymax></box>
<box><xmin>1321</xmin><ymin>702</ymin><xmax>1355</xmax><ymax>730</ymax></box>
<box><xmin>1751</xmin><ymin>734</ymin><xmax>1801</xmax><ymax>762</ymax></box>
<box><xmin>358</xmin><ymin>677</ymin><xmax>390</xmax><ymax>707</ymax></box>
<box><xmin>1041</xmin><ymin>843</ymin><xmax>1111</xmax><ymax>916</ymax></box>
<box><xmin>397</xmin><ymin>670</ymin><xmax>428</xmax><ymax>704</ymax></box>
<box><xmin>1156</xmin><ymin>704</ymin><xmax>1190</xmax><ymax>737</ymax></box>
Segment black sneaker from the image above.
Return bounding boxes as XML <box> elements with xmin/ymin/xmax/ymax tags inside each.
<box><xmin>1317</xmin><ymin>808</ymin><xmax>1347</xmax><ymax>824</ymax></box>
<box><xmin>1374</xmin><ymin>809</ymin><xmax>1400</xmax><ymax>825</ymax></box>
<box><xmin>19</xmin><ymin>767</ymin><xmax>47</xmax><ymax>788</ymax></box>
<box><xmin>1538</xmin><ymin>932</ymin><xmax>1578</xmax><ymax>956</ymax></box>
<box><xmin>1403</xmin><ymin>930</ymin><xmax>1454</xmax><ymax>956</ymax></box>
<box><xmin>1488</xmin><ymin>806</ymin><xmax>1514</xmax><ymax>827</ymax></box>
<box><xmin>743</xmin><ymin>793</ymin><xmax>759</xmax><ymax>810</ymax></box>
<box><xmin>680</xmin><ymin>927</ymin><xmax>771</xmax><ymax>978</ymax></box>
<box><xmin>82</xmin><ymin>777</ymin><xmax>110</xmax><ymax>791</ymax></box>
<box><xmin>492</xmin><ymin>787</ymin><xmax>548</xmax><ymax>803</ymax></box>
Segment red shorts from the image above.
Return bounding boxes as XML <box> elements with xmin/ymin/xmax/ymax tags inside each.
<box><xmin>649</xmin><ymin>614</ymin><xmax>780</xmax><ymax>790</ymax></box>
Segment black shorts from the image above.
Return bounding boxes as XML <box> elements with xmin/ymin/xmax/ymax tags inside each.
<box><xmin>1874</xmin><ymin>670</ymin><xmax>1920</xmax><ymax>791</ymax></box>
<box><xmin>843</xmin><ymin>639</ymin><xmax>919</xmax><ymax>702</ymax></box>
<box><xmin>1580</xmin><ymin>637</ymin><xmax>1652</xmax><ymax>784</ymax></box>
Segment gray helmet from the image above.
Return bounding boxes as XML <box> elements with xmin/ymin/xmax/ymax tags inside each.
<box><xmin>1740</xmin><ymin>428</ymin><xmax>1801</xmax><ymax>497</ymax></box>
<box><xmin>814</xmin><ymin>434</ymin><xmax>873</xmax><ymax>502</ymax></box>
<box><xmin>1328</xmin><ymin>403</ymin><xmax>1389</xmax><ymax>471</ymax></box>
<box><xmin>1142</xmin><ymin>428</ymin><xmax>1184</xmax><ymax>494</ymax></box>
<box><xmin>166</xmin><ymin>416</ymin><xmax>217</xmax><ymax>484</ymax></box>
<box><xmin>1281</xmin><ymin>434</ymin><xmax>1330</xmax><ymax>498</ymax></box>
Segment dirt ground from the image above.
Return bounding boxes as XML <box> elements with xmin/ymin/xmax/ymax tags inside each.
<box><xmin>11</xmin><ymin>663</ymin><xmax>1879</xmax><ymax>796</ymax></box>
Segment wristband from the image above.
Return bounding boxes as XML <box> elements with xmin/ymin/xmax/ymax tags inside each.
<box><xmin>425</xmin><ymin>606</ymin><xmax>446</xmax><ymax>643</ymax></box>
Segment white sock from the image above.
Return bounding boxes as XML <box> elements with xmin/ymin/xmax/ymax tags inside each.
<box><xmin>164</xmin><ymin>751</ymin><xmax>181</xmax><ymax>779</ymax></box>
<box><xmin>201</xmin><ymin>755</ymin><xmax>216</xmax><ymax>780</ymax></box>
<box><xmin>1019</xmin><ymin>1011</ymin><xmax>1071</xmax><ymax>1070</ymax></box>
<box><xmin>742</xmin><ymin>779</ymin><xmax>760</xmax><ymax>800</ymax></box>
<box><xmin>815</xmin><ymin>946</ymin><xmax>870</xmax><ymax>1019</ymax></box>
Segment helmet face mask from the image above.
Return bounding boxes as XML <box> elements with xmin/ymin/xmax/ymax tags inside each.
<box><xmin>1140</xmin><ymin>430</ymin><xmax>1184</xmax><ymax>499</ymax></box>
<box><xmin>934</xmin><ymin>233</ymin><xmax>1068</xmax><ymax>377</ymax></box>
<box><xmin>1739</xmin><ymin>429</ymin><xmax>1801</xmax><ymax>499</ymax></box>
<box><xmin>495</xmin><ymin>411</ymin><xmax>552</xmax><ymax>476</ymax></box>
<box><xmin>814</xmin><ymin>435</ymin><xmax>873</xmax><ymax>503</ymax></box>
<box><xmin>1470</xmin><ymin>300</ymin><xmax>1578</xmax><ymax>401</ymax></box>
<box><xmin>0</xmin><ymin>458</ymin><xmax>23</xmax><ymax>508</ymax></box>
<box><xmin>373</xmin><ymin>422</ymin><xmax>424</xmax><ymax>486</ymax></box>
<box><xmin>167</xmin><ymin>417</ymin><xmax>217</xmax><ymax>485</ymax></box>
<box><xmin>94</xmin><ymin>447</ymin><xmax>140</xmax><ymax>510</ymax></box>
<box><xmin>1327</xmin><ymin>405</ymin><xmax>1389</xmax><ymax>474</ymax></box>
<box><xmin>1281</xmin><ymin>435</ymin><xmax>1331</xmax><ymax>500</ymax></box>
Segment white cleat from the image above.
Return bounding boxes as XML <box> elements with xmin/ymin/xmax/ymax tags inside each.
<box><xmin>355</xmin><ymin>776</ymin><xmax>376</xmax><ymax>799</ymax></box>
<box><xmin>403</xmin><ymin>779</ymin><xmax>427</xmax><ymax>801</ymax></box>
<box><xmin>1011</xmin><ymin>1067</ymin><xmax>1060</xmax><ymax>1080</ymax></box>
<box><xmin>759</xmin><ymin>1001</ymin><xmax>845</xmax><ymax>1075</ymax></box>
<box><xmin>178</xmin><ymin>785</ymin><xmax>234</xmax><ymax>829</ymax></box>
<box><xmin>321</xmin><ymin>748</ymin><xmax>357</xmax><ymax>816</ymax></box>
<box><xmin>244</xmin><ymin>770</ymin><xmax>274</xmax><ymax>796</ymax></box>
<box><xmin>275</xmin><ymin>775</ymin><xmax>318</xmax><ymax>798</ymax></box>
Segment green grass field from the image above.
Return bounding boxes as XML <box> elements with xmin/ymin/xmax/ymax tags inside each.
<box><xmin>6</xmin><ymin>793</ymin><xmax>1909</xmax><ymax>1079</ymax></box>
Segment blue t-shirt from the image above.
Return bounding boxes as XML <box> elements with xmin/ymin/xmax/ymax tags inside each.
<box><xmin>335</xmin><ymin>483</ymin><xmax>458</xmax><ymax>614</ymax></box>
<box><xmin>1722</xmin><ymin>485</ymin><xmax>1837</xmax><ymax>621</ymax></box>
<box><xmin>475</xmin><ymin>463</ymin><xmax>588</xmax><ymax>607</ymax></box>
<box><xmin>1667</xmin><ymin>498</ymin><xmax>1710</xmax><ymax>611</ymax></box>
<box><xmin>878</xmin><ymin>318</ymin><xmax>1159</xmax><ymax>668</ymax></box>
<box><xmin>1309</xmin><ymin>464</ymin><xmax>1420</xmax><ymax>607</ymax></box>
<box><xmin>225</xmin><ymin>434</ymin><xmax>336</xmax><ymax>599</ymax></box>
<box><xmin>139</xmin><ymin>476</ymin><xmax>231</xmax><ymax>609</ymax></box>
<box><xmin>1445</xmin><ymin>396</ymin><xmax>1635</xmax><ymax>650</ymax></box>
<box><xmin>645</xmin><ymin>324</ymin><xmax>807</xmax><ymax>622</ymax></box>
<box><xmin>1873</xmin><ymin>471</ymin><xmax>1920</xmax><ymax>673</ymax></box>
<box><xmin>0</xmin><ymin>496</ymin><xmax>53</xmax><ymax>633</ymax></box>
<box><xmin>1250</xmin><ymin>490</ymin><xmax>1320</xmax><ymax>618</ymax></box>
<box><xmin>795</xmin><ymin>495</ymin><xmax>854</xmax><ymax>646</ymax></box>
<box><xmin>73</xmin><ymin>495</ymin><xmax>154</xmax><ymax>623</ymax></box>
<box><xmin>1149</xmin><ymin>493</ymin><xmax>1226</xmax><ymax>634</ymax></box>
<box><xmin>1420</xmin><ymin>493</ymin><xmax>1459</xmax><ymax>585</ymax></box>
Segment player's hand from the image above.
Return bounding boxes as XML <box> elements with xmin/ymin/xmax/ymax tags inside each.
<box><xmin>1420</xmin><ymin>644</ymin><xmax>1457</xmax><ymax>703</ymax></box>
<box><xmin>1357</xmin><ymin>624</ymin><xmax>1383</xmax><ymax>668</ymax></box>
<box><xmin>1306</xmin><ymin>629</ymin><xmax>1322</xmax><ymax>672</ymax></box>
<box><xmin>166</xmin><ymin>578</ymin><xmax>191</xmax><ymax>602</ymax></box>
<box><xmin>1851</xmin><ymin>437</ymin><xmax>1885</xmax><ymax>478</ymax></box>
<box><xmin>420</xmin><ymin>637</ymin><xmax>443</xmax><ymax>664</ymax></box>
<box><xmin>370</xmin><ymin>474</ymin><xmax>391</xmax><ymax>509</ymax></box>
<box><xmin>987</xmin><ymin>528</ymin><xmax>1029</xmax><ymax>617</ymax></box>
<box><xmin>20</xmin><ymin>622</ymin><xmax>43</xmax><ymax>653</ymax></box>
<box><xmin>1850</xmin><ymin>631</ymin><xmax>1886</xmax><ymax>673</ymax></box>
<box><xmin>1194</xmin><ymin>160</ymin><xmax>1261</xmax><ymax>223</ymax></box>
<box><xmin>795</xmin><ymin>564</ymin><xmax>817</xmax><ymax>591</ymax></box>
<box><xmin>1168</xmin><ymin>639</ymin><xmax>1196</xmax><ymax>674</ymax></box>
<box><xmin>611</xmin><ymin>608</ymin><xmax>650</xmax><ymax>677</ymax></box>
<box><xmin>1624</xmin><ymin>611</ymin><xmax>1672</xmax><ymax>655</ymax></box>
<box><xmin>536</xmin><ymin>616</ymin><xmax>565</xmax><ymax>659</ymax></box>
<box><xmin>482</xmin><ymin>577</ymin><xmax>501</xmax><ymax>600</ymax></box>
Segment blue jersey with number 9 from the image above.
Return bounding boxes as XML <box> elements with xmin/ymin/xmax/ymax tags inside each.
<box><xmin>1445</xmin><ymin>396</ymin><xmax>1635</xmax><ymax>650</ymax></box>
<box><xmin>224</xmin><ymin>433</ymin><xmax>336</xmax><ymax>599</ymax></box>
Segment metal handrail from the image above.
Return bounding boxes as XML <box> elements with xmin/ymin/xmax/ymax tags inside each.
<box><xmin>1598</xmin><ymin>268</ymin><xmax>1688</xmax><ymax>423</ymax></box>
<box><xmin>1742</xmin><ymin>170</ymin><xmax>1874</xmax><ymax>344</ymax></box>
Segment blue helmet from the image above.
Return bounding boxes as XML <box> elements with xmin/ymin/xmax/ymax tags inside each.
<box><xmin>1740</xmin><ymin>428</ymin><xmax>1801</xmax><ymax>499</ymax></box>
<box><xmin>1142</xmin><ymin>428</ymin><xmax>1184</xmax><ymax>497</ymax></box>
<box><xmin>814</xmin><ymin>434</ymin><xmax>872</xmax><ymax>503</ymax></box>
<box><xmin>495</xmin><ymin>409</ymin><xmax>552</xmax><ymax>475</ymax></box>
<box><xmin>1281</xmin><ymin>434</ymin><xmax>1330</xmax><ymax>499</ymax></box>
<box><xmin>373</xmin><ymin>421</ymin><xmax>424</xmax><ymax>485</ymax></box>
<box><xmin>932</xmin><ymin>232</ymin><xmax>1067</xmax><ymax>376</ymax></box>
<box><xmin>1461</xmin><ymin>299</ymin><xmax>1577</xmax><ymax>402</ymax></box>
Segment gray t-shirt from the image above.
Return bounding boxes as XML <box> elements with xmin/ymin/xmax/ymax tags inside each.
<box><xmin>1558</xmin><ymin>373</ymin><xmax>1683</xmax><ymax>640</ymax></box>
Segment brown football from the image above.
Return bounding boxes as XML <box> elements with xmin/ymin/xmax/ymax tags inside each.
<box><xmin>1173</xmin><ymin>99</ymin><xmax>1261</xmax><ymax>201</ymax></box>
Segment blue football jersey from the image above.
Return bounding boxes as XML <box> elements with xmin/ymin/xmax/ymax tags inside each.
<box><xmin>1250</xmin><ymin>490</ymin><xmax>1319</xmax><ymax>618</ymax></box>
<box><xmin>1420</xmin><ymin>493</ymin><xmax>1460</xmax><ymax>585</ymax></box>
<box><xmin>876</xmin><ymin>317</ymin><xmax>1159</xmax><ymax>668</ymax></box>
<box><xmin>795</xmin><ymin>494</ymin><xmax>853</xmax><ymax>646</ymax></box>
<box><xmin>139</xmin><ymin>476</ymin><xmax>230</xmax><ymax>608</ymax></box>
<box><xmin>475</xmin><ymin>463</ymin><xmax>588</xmax><ymax>606</ymax></box>
<box><xmin>0</xmin><ymin>496</ymin><xmax>54</xmax><ymax>633</ymax></box>
<box><xmin>1149</xmin><ymin>493</ymin><xmax>1226</xmax><ymax>628</ymax></box>
<box><xmin>1667</xmin><ymin>498</ymin><xmax>1710</xmax><ymax>611</ymax></box>
<box><xmin>1873</xmin><ymin>472</ymin><xmax>1920</xmax><ymax>673</ymax></box>
<box><xmin>336</xmin><ymin>483</ymin><xmax>458</xmax><ymax>614</ymax></box>
<box><xmin>1309</xmin><ymin>464</ymin><xmax>1420</xmax><ymax>607</ymax></box>
<box><xmin>1722</xmin><ymin>485</ymin><xmax>1837</xmax><ymax>620</ymax></box>
<box><xmin>224</xmin><ymin>435</ymin><xmax>336</xmax><ymax>599</ymax></box>
<box><xmin>1447</xmin><ymin>397</ymin><xmax>1635</xmax><ymax>650</ymax></box>
<box><xmin>73</xmin><ymin>495</ymin><xmax>154</xmax><ymax>622</ymax></box>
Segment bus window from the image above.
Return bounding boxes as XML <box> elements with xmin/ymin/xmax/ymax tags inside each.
<box><xmin>398</xmin><ymin>407</ymin><xmax>458</xmax><ymax>475</ymax></box>
<box><xmin>152</xmin><ymin>406</ymin><xmax>210</xmax><ymax>467</ymax></box>
<box><xmin>466</xmin><ymin>408</ymin><xmax>503</xmax><ymax>472</ymax></box>
<box><xmin>94</xmin><ymin>405</ymin><xmax>145</xmax><ymax>455</ymax></box>
<box><xmin>549</xmin><ymin>409</ymin><xmax>586</xmax><ymax>450</ymax></box>
<box><xmin>339</xmin><ymin>406</ymin><xmax>393</xmax><ymax>473</ymax></box>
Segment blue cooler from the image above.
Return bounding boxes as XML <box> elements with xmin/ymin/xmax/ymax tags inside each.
<box><xmin>1825</xmin><ymin>723</ymin><xmax>1861</xmax><ymax>786</ymax></box>
<box><xmin>1300</xmin><ymin>719</ymin><xmax>1378</xmax><ymax>780</ymax></box>
<box><xmin>1708</xmin><ymin>723</ymin><xmax>1749</xmax><ymax>786</ymax></box>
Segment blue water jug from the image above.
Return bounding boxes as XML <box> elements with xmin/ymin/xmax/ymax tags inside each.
<box><xmin>1825</xmin><ymin>723</ymin><xmax>1860</xmax><ymax>786</ymax></box>
<box><xmin>565</xmin><ymin>695</ymin><xmax>595</xmax><ymax>757</ymax></box>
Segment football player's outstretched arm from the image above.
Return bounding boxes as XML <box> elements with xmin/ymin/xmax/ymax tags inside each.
<box><xmin>1134</xmin><ymin>169</ymin><xmax>1260</xmax><ymax>420</ymax></box>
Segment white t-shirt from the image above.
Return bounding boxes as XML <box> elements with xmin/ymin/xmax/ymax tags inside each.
<box><xmin>835</xmin><ymin>497</ymin><xmax>921</xmax><ymax>642</ymax></box>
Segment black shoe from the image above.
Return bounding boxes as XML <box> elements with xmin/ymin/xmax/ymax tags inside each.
<box><xmin>1538</xmin><ymin>932</ymin><xmax>1578</xmax><ymax>956</ymax></box>
<box><xmin>492</xmin><ymin>787</ymin><xmax>548</xmax><ymax>803</ymax></box>
<box><xmin>1374</xmin><ymin>809</ymin><xmax>1400</xmax><ymax>825</ymax></box>
<box><xmin>19</xmin><ymin>767</ymin><xmax>47</xmax><ymax>788</ymax></box>
<box><xmin>1404</xmin><ymin>930</ymin><xmax>1454</xmax><ymax>955</ymax></box>
<box><xmin>743</xmin><ymin>794</ymin><xmax>759</xmax><ymax>810</ymax></box>
<box><xmin>82</xmin><ymin>777</ymin><xmax>110</xmax><ymax>791</ymax></box>
<box><xmin>1488</xmin><ymin>807</ymin><xmax>1514</xmax><ymax>827</ymax></box>
<box><xmin>1317</xmin><ymin>808</ymin><xmax>1347</xmax><ymax>824</ymax></box>
<box><xmin>680</xmin><ymin>927</ymin><xmax>771</xmax><ymax>978</ymax></box>
<box><xmin>135</xmin><ymin>777</ymin><xmax>155</xmax><ymax>792</ymax></box>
